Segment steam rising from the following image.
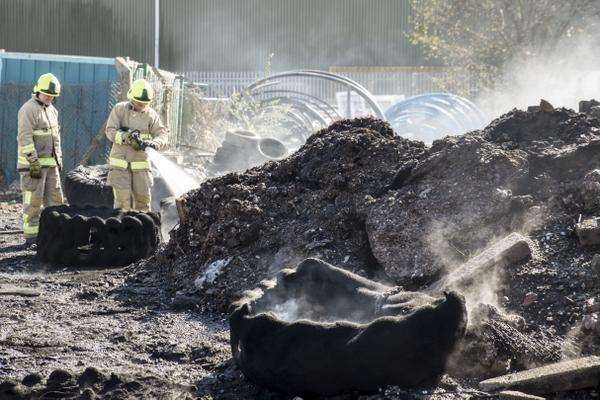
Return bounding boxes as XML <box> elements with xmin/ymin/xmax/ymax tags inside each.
<box><xmin>478</xmin><ymin>41</ymin><xmax>600</xmax><ymax>118</ymax></box>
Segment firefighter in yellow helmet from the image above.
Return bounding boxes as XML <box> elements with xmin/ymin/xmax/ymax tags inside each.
<box><xmin>17</xmin><ymin>73</ymin><xmax>65</xmax><ymax>246</ymax></box>
<box><xmin>105</xmin><ymin>79</ymin><xmax>168</xmax><ymax>211</ymax></box>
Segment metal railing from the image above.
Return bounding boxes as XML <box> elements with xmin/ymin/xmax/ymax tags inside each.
<box><xmin>181</xmin><ymin>71</ymin><xmax>262</xmax><ymax>98</ymax></box>
<box><xmin>180</xmin><ymin>68</ymin><xmax>477</xmax><ymax>103</ymax></box>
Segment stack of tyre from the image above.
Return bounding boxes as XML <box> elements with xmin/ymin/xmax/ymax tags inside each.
<box><xmin>37</xmin><ymin>205</ymin><xmax>161</xmax><ymax>267</ymax></box>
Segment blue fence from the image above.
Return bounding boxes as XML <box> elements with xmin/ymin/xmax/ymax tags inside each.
<box><xmin>0</xmin><ymin>52</ymin><xmax>117</xmax><ymax>185</ymax></box>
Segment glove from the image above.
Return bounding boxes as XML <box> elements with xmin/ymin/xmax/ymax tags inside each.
<box><xmin>119</xmin><ymin>130</ymin><xmax>131</xmax><ymax>142</ymax></box>
<box><xmin>128</xmin><ymin>138</ymin><xmax>142</xmax><ymax>151</ymax></box>
<box><xmin>29</xmin><ymin>159</ymin><xmax>42</xmax><ymax>179</ymax></box>
<box><xmin>141</xmin><ymin>140</ymin><xmax>158</xmax><ymax>151</ymax></box>
<box><xmin>123</xmin><ymin>129</ymin><xmax>142</xmax><ymax>151</ymax></box>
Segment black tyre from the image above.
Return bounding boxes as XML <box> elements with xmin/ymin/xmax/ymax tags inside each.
<box><xmin>37</xmin><ymin>205</ymin><xmax>162</xmax><ymax>268</ymax></box>
<box><xmin>135</xmin><ymin>213</ymin><xmax>161</xmax><ymax>256</ymax></box>
<box><xmin>64</xmin><ymin>165</ymin><xmax>113</xmax><ymax>208</ymax></box>
<box><xmin>66</xmin><ymin>164</ymin><xmax>171</xmax><ymax>212</ymax></box>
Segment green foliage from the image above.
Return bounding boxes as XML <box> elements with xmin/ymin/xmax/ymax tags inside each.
<box><xmin>410</xmin><ymin>0</ymin><xmax>600</xmax><ymax>93</ymax></box>
<box><xmin>180</xmin><ymin>53</ymin><xmax>292</xmax><ymax>153</ymax></box>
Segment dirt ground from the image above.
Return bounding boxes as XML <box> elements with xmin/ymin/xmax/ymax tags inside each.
<box><xmin>0</xmin><ymin>200</ymin><xmax>233</xmax><ymax>399</ymax></box>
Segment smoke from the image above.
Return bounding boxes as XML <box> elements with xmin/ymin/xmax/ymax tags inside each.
<box><xmin>454</xmin><ymin>265</ymin><xmax>504</xmax><ymax>319</ymax></box>
<box><xmin>422</xmin><ymin>179</ymin><xmax>550</xmax><ymax>321</ymax></box>
<box><xmin>477</xmin><ymin>39</ymin><xmax>600</xmax><ymax>118</ymax></box>
<box><xmin>270</xmin><ymin>298</ymin><xmax>302</xmax><ymax>322</ymax></box>
<box><xmin>425</xmin><ymin>223</ymin><xmax>506</xmax><ymax>318</ymax></box>
<box><xmin>424</xmin><ymin>219</ymin><xmax>467</xmax><ymax>271</ymax></box>
<box><xmin>159</xmin><ymin>197</ymin><xmax>179</xmax><ymax>241</ymax></box>
<box><xmin>423</xmin><ymin>211</ymin><xmax>545</xmax><ymax>322</ymax></box>
<box><xmin>249</xmin><ymin>258</ymin><xmax>397</xmax><ymax>324</ymax></box>
<box><xmin>256</xmin><ymin>250</ymin><xmax>374</xmax><ymax>324</ymax></box>
<box><xmin>561</xmin><ymin>325</ymin><xmax>584</xmax><ymax>359</ymax></box>
<box><xmin>263</xmin><ymin>291</ymin><xmax>380</xmax><ymax>324</ymax></box>
<box><xmin>256</xmin><ymin>293</ymin><xmax>375</xmax><ymax>324</ymax></box>
<box><xmin>267</xmin><ymin>246</ymin><xmax>309</xmax><ymax>276</ymax></box>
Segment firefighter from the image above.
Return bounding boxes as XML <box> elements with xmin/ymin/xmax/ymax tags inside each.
<box><xmin>17</xmin><ymin>73</ymin><xmax>65</xmax><ymax>246</ymax></box>
<box><xmin>105</xmin><ymin>79</ymin><xmax>168</xmax><ymax>211</ymax></box>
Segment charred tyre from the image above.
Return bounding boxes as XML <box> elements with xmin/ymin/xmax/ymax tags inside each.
<box><xmin>64</xmin><ymin>165</ymin><xmax>113</xmax><ymax>207</ymax></box>
<box><xmin>230</xmin><ymin>258</ymin><xmax>467</xmax><ymax>396</ymax></box>
<box><xmin>207</xmin><ymin>130</ymin><xmax>288</xmax><ymax>176</ymax></box>
<box><xmin>37</xmin><ymin>205</ymin><xmax>161</xmax><ymax>267</ymax></box>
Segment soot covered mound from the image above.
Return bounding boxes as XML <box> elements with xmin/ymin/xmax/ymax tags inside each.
<box><xmin>367</xmin><ymin>106</ymin><xmax>600</xmax><ymax>280</ymax></box>
<box><xmin>159</xmin><ymin>108</ymin><xmax>600</xmax><ymax>322</ymax></box>
<box><xmin>161</xmin><ymin>117</ymin><xmax>427</xmax><ymax>310</ymax></box>
<box><xmin>229</xmin><ymin>258</ymin><xmax>467</xmax><ymax>396</ymax></box>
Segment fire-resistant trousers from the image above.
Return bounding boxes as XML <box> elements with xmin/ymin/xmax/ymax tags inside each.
<box><xmin>20</xmin><ymin>167</ymin><xmax>64</xmax><ymax>239</ymax></box>
<box><xmin>107</xmin><ymin>168</ymin><xmax>153</xmax><ymax>212</ymax></box>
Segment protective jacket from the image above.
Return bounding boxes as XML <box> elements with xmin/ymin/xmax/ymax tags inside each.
<box><xmin>105</xmin><ymin>101</ymin><xmax>168</xmax><ymax>211</ymax></box>
<box><xmin>105</xmin><ymin>101</ymin><xmax>168</xmax><ymax>171</ymax></box>
<box><xmin>17</xmin><ymin>96</ymin><xmax>62</xmax><ymax>171</ymax></box>
<box><xmin>17</xmin><ymin>95</ymin><xmax>64</xmax><ymax>239</ymax></box>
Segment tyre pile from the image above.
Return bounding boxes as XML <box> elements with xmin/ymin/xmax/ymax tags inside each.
<box><xmin>38</xmin><ymin>205</ymin><xmax>161</xmax><ymax>267</ymax></box>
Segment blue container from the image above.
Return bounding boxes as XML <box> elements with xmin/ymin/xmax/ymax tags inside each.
<box><xmin>0</xmin><ymin>51</ymin><xmax>118</xmax><ymax>185</ymax></box>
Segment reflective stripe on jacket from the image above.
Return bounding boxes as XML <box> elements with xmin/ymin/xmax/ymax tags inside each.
<box><xmin>17</xmin><ymin>96</ymin><xmax>62</xmax><ymax>170</ymax></box>
<box><xmin>105</xmin><ymin>101</ymin><xmax>168</xmax><ymax>171</ymax></box>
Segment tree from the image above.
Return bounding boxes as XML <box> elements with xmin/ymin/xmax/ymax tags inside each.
<box><xmin>409</xmin><ymin>0</ymin><xmax>600</xmax><ymax>95</ymax></box>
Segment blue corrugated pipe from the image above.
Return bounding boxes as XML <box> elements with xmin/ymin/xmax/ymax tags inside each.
<box><xmin>384</xmin><ymin>92</ymin><xmax>487</xmax><ymax>143</ymax></box>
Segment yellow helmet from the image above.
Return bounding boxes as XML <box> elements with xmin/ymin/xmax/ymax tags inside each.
<box><xmin>33</xmin><ymin>73</ymin><xmax>61</xmax><ymax>97</ymax></box>
<box><xmin>127</xmin><ymin>79</ymin><xmax>154</xmax><ymax>104</ymax></box>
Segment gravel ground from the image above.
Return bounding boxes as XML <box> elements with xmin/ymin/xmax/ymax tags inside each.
<box><xmin>1</xmin><ymin>201</ymin><xmax>489</xmax><ymax>400</ymax></box>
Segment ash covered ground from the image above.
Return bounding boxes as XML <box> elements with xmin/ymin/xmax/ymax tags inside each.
<box><xmin>1</xmin><ymin>104</ymin><xmax>599</xmax><ymax>399</ymax></box>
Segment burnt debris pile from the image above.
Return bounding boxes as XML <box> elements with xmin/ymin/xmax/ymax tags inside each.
<box><xmin>160</xmin><ymin>117</ymin><xmax>427</xmax><ymax>310</ymax></box>
<box><xmin>160</xmin><ymin>107</ymin><xmax>599</xmax><ymax>312</ymax></box>
<box><xmin>147</xmin><ymin>102</ymin><xmax>600</xmax><ymax>397</ymax></box>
